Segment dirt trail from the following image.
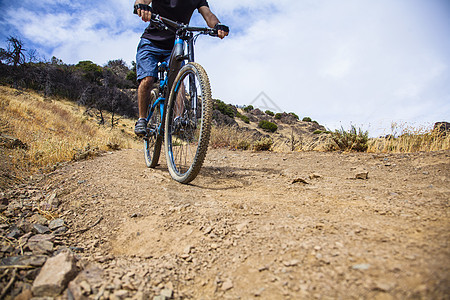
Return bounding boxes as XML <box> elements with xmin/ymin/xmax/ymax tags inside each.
<box><xmin>40</xmin><ymin>148</ymin><xmax>449</xmax><ymax>299</ymax></box>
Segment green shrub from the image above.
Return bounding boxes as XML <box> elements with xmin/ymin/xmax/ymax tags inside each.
<box><xmin>329</xmin><ymin>125</ymin><xmax>369</xmax><ymax>152</ymax></box>
<box><xmin>302</xmin><ymin>117</ymin><xmax>312</xmax><ymax>122</ymax></box>
<box><xmin>275</xmin><ymin>113</ymin><xmax>282</xmax><ymax>119</ymax></box>
<box><xmin>243</xmin><ymin>105</ymin><xmax>254</xmax><ymax>112</ymax></box>
<box><xmin>258</xmin><ymin>120</ymin><xmax>278</xmax><ymax>133</ymax></box>
<box><xmin>237</xmin><ymin>140</ymin><xmax>251</xmax><ymax>150</ymax></box>
<box><xmin>313</xmin><ymin>130</ymin><xmax>322</xmax><ymax>134</ymax></box>
<box><xmin>252</xmin><ymin>138</ymin><xmax>273</xmax><ymax>151</ymax></box>
<box><xmin>126</xmin><ymin>71</ymin><xmax>137</xmax><ymax>83</ymax></box>
<box><xmin>289</xmin><ymin>112</ymin><xmax>299</xmax><ymax>120</ymax></box>
<box><xmin>215</xmin><ymin>99</ymin><xmax>235</xmax><ymax>118</ymax></box>
<box><xmin>265</xmin><ymin>110</ymin><xmax>274</xmax><ymax>116</ymax></box>
<box><xmin>75</xmin><ymin>60</ymin><xmax>103</xmax><ymax>83</ymax></box>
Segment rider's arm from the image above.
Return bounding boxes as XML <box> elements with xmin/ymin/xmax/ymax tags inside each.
<box><xmin>134</xmin><ymin>0</ymin><xmax>152</xmax><ymax>22</ymax></box>
<box><xmin>198</xmin><ymin>6</ymin><xmax>229</xmax><ymax>39</ymax></box>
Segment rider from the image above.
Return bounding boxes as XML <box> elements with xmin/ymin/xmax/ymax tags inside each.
<box><xmin>133</xmin><ymin>0</ymin><xmax>229</xmax><ymax>136</ymax></box>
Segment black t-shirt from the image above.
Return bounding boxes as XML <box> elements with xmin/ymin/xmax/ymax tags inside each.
<box><xmin>142</xmin><ymin>0</ymin><xmax>209</xmax><ymax>50</ymax></box>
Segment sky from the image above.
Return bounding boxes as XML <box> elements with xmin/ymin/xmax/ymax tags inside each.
<box><xmin>1</xmin><ymin>0</ymin><xmax>449</xmax><ymax>136</ymax></box>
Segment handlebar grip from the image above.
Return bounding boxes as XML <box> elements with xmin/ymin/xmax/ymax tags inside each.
<box><xmin>214</xmin><ymin>23</ymin><xmax>230</xmax><ymax>33</ymax></box>
<box><xmin>133</xmin><ymin>4</ymin><xmax>153</xmax><ymax>15</ymax></box>
<box><xmin>209</xmin><ymin>28</ymin><xmax>219</xmax><ymax>37</ymax></box>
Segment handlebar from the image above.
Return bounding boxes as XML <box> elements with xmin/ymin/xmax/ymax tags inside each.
<box><xmin>133</xmin><ymin>5</ymin><xmax>228</xmax><ymax>37</ymax></box>
<box><xmin>151</xmin><ymin>13</ymin><xmax>219</xmax><ymax>37</ymax></box>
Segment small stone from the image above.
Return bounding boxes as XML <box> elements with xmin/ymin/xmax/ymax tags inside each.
<box><xmin>283</xmin><ymin>259</ymin><xmax>300</xmax><ymax>267</ymax></box>
<box><xmin>309</xmin><ymin>173</ymin><xmax>322</xmax><ymax>179</ymax></box>
<box><xmin>70</xmin><ymin>247</ymin><xmax>85</xmax><ymax>253</ymax></box>
<box><xmin>13</xmin><ymin>289</ymin><xmax>32</xmax><ymax>300</ymax></box>
<box><xmin>236</xmin><ymin>222</ymin><xmax>248</xmax><ymax>232</ymax></box>
<box><xmin>1</xmin><ymin>255</ymin><xmax>47</xmax><ymax>267</ymax></box>
<box><xmin>355</xmin><ymin>170</ymin><xmax>369</xmax><ymax>180</ymax></box>
<box><xmin>33</xmin><ymin>224</ymin><xmax>50</xmax><ymax>234</ymax></box>
<box><xmin>53</xmin><ymin>226</ymin><xmax>68</xmax><ymax>235</ymax></box>
<box><xmin>335</xmin><ymin>242</ymin><xmax>344</xmax><ymax>248</ymax></box>
<box><xmin>29</xmin><ymin>214</ymin><xmax>48</xmax><ymax>225</ymax></box>
<box><xmin>292</xmin><ymin>178</ymin><xmax>309</xmax><ymax>184</ymax></box>
<box><xmin>49</xmin><ymin>219</ymin><xmax>65</xmax><ymax>230</ymax></box>
<box><xmin>79</xmin><ymin>280</ymin><xmax>92</xmax><ymax>294</ymax></box>
<box><xmin>46</xmin><ymin>192</ymin><xmax>59</xmax><ymax>206</ymax></box>
<box><xmin>160</xmin><ymin>288</ymin><xmax>173</xmax><ymax>298</ymax></box>
<box><xmin>183</xmin><ymin>245</ymin><xmax>192</xmax><ymax>255</ymax></box>
<box><xmin>221</xmin><ymin>279</ymin><xmax>233</xmax><ymax>291</ymax></box>
<box><xmin>254</xmin><ymin>287</ymin><xmax>265</xmax><ymax>297</ymax></box>
<box><xmin>114</xmin><ymin>290</ymin><xmax>129</xmax><ymax>298</ymax></box>
<box><xmin>28</xmin><ymin>240</ymin><xmax>54</xmax><ymax>255</ymax></box>
<box><xmin>258</xmin><ymin>265</ymin><xmax>269</xmax><ymax>272</ymax></box>
<box><xmin>28</xmin><ymin>234</ymin><xmax>54</xmax><ymax>243</ymax></box>
<box><xmin>204</xmin><ymin>226</ymin><xmax>213</xmax><ymax>234</ymax></box>
<box><xmin>69</xmin><ymin>264</ymin><xmax>104</xmax><ymax>299</ymax></box>
<box><xmin>7</xmin><ymin>226</ymin><xmax>22</xmax><ymax>239</ymax></box>
<box><xmin>373</xmin><ymin>280</ymin><xmax>394</xmax><ymax>292</ymax></box>
<box><xmin>352</xmin><ymin>263</ymin><xmax>371</xmax><ymax>270</ymax></box>
<box><xmin>32</xmin><ymin>251</ymin><xmax>79</xmax><ymax>297</ymax></box>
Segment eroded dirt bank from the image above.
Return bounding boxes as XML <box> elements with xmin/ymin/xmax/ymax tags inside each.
<box><xmin>17</xmin><ymin>149</ymin><xmax>450</xmax><ymax>298</ymax></box>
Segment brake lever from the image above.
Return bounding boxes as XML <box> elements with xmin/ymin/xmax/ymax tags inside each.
<box><xmin>151</xmin><ymin>14</ymin><xmax>169</xmax><ymax>31</ymax></box>
<box><xmin>209</xmin><ymin>28</ymin><xmax>219</xmax><ymax>37</ymax></box>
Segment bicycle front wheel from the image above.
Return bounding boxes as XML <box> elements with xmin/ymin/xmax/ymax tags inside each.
<box><xmin>164</xmin><ymin>62</ymin><xmax>212</xmax><ymax>183</ymax></box>
<box><xmin>144</xmin><ymin>88</ymin><xmax>163</xmax><ymax>168</ymax></box>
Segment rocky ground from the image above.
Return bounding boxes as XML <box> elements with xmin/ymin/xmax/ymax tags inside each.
<box><xmin>1</xmin><ymin>148</ymin><xmax>449</xmax><ymax>299</ymax></box>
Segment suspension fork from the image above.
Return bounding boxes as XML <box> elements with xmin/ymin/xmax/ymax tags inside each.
<box><xmin>185</xmin><ymin>35</ymin><xmax>199</xmax><ymax>118</ymax></box>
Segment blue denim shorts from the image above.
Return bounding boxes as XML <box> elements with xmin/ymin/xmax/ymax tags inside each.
<box><xmin>136</xmin><ymin>38</ymin><xmax>172</xmax><ymax>80</ymax></box>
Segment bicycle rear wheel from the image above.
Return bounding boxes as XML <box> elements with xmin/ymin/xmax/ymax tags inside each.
<box><xmin>144</xmin><ymin>88</ymin><xmax>163</xmax><ymax>168</ymax></box>
<box><xmin>164</xmin><ymin>62</ymin><xmax>212</xmax><ymax>183</ymax></box>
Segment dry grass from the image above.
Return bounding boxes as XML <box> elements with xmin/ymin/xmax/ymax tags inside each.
<box><xmin>209</xmin><ymin>125</ymin><xmax>256</xmax><ymax>150</ymax></box>
<box><xmin>210</xmin><ymin>121</ymin><xmax>449</xmax><ymax>154</ymax></box>
<box><xmin>0</xmin><ymin>86</ymin><xmax>139</xmax><ymax>187</ymax></box>
<box><xmin>368</xmin><ymin>122</ymin><xmax>450</xmax><ymax>153</ymax></box>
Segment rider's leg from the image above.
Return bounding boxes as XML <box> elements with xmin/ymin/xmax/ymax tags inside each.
<box><xmin>138</xmin><ymin>76</ymin><xmax>155</xmax><ymax>119</ymax></box>
<box><xmin>135</xmin><ymin>38</ymin><xmax>170</xmax><ymax>136</ymax></box>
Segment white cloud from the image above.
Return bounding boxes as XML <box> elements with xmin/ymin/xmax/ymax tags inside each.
<box><xmin>3</xmin><ymin>1</ymin><xmax>143</xmax><ymax>65</ymax></box>
<box><xmin>198</xmin><ymin>0</ymin><xmax>450</xmax><ymax>135</ymax></box>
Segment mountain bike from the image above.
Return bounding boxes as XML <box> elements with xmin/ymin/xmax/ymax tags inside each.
<box><xmin>142</xmin><ymin>14</ymin><xmax>218</xmax><ymax>184</ymax></box>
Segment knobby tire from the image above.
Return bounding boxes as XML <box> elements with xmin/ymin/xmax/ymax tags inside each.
<box><xmin>144</xmin><ymin>88</ymin><xmax>163</xmax><ymax>168</ymax></box>
<box><xmin>164</xmin><ymin>62</ymin><xmax>212</xmax><ymax>183</ymax></box>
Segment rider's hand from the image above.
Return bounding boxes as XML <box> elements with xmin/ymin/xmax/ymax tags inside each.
<box><xmin>218</xmin><ymin>30</ymin><xmax>228</xmax><ymax>39</ymax></box>
<box><xmin>138</xmin><ymin>8</ymin><xmax>152</xmax><ymax>22</ymax></box>
<box><xmin>214</xmin><ymin>24</ymin><xmax>229</xmax><ymax>39</ymax></box>
<box><xmin>134</xmin><ymin>4</ymin><xmax>152</xmax><ymax>22</ymax></box>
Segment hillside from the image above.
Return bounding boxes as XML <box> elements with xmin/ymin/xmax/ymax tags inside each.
<box><xmin>0</xmin><ymin>86</ymin><xmax>139</xmax><ymax>191</ymax></box>
<box><xmin>211</xmin><ymin>101</ymin><xmax>330</xmax><ymax>152</ymax></box>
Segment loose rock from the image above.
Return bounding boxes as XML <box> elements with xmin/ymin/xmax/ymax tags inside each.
<box><xmin>32</xmin><ymin>251</ymin><xmax>79</xmax><ymax>297</ymax></box>
<box><xmin>49</xmin><ymin>218</ymin><xmax>65</xmax><ymax>230</ymax></box>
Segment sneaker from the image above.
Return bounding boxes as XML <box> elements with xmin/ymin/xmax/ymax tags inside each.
<box><xmin>134</xmin><ymin>118</ymin><xmax>147</xmax><ymax>136</ymax></box>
